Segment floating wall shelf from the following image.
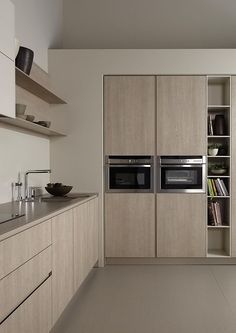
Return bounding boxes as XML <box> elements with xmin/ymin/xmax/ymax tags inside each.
<box><xmin>0</xmin><ymin>116</ymin><xmax>66</xmax><ymax>137</ymax></box>
<box><xmin>15</xmin><ymin>67</ymin><xmax>66</xmax><ymax>104</ymax></box>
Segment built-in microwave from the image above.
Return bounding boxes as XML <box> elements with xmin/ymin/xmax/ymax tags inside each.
<box><xmin>105</xmin><ymin>156</ymin><xmax>154</xmax><ymax>193</ymax></box>
<box><xmin>157</xmin><ymin>156</ymin><xmax>206</xmax><ymax>193</ymax></box>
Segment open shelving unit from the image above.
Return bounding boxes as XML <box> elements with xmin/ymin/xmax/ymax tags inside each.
<box><xmin>207</xmin><ymin>76</ymin><xmax>231</xmax><ymax>258</ymax></box>
<box><xmin>0</xmin><ymin>66</ymin><xmax>67</xmax><ymax>137</ymax></box>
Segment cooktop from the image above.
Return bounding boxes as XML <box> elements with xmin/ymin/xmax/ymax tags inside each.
<box><xmin>0</xmin><ymin>213</ymin><xmax>25</xmax><ymax>225</ymax></box>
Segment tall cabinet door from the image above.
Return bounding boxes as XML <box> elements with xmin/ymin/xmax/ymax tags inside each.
<box><xmin>157</xmin><ymin>76</ymin><xmax>207</xmax><ymax>155</ymax></box>
<box><xmin>104</xmin><ymin>76</ymin><xmax>155</xmax><ymax>155</ymax></box>
<box><xmin>105</xmin><ymin>193</ymin><xmax>155</xmax><ymax>257</ymax></box>
<box><xmin>156</xmin><ymin>194</ymin><xmax>206</xmax><ymax>257</ymax></box>
<box><xmin>52</xmin><ymin>210</ymin><xmax>74</xmax><ymax>325</ymax></box>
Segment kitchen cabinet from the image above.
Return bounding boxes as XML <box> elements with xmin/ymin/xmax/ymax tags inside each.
<box><xmin>0</xmin><ymin>247</ymin><xmax>51</xmax><ymax>324</ymax></box>
<box><xmin>0</xmin><ymin>52</ymin><xmax>15</xmax><ymax>118</ymax></box>
<box><xmin>156</xmin><ymin>76</ymin><xmax>206</xmax><ymax>155</ymax></box>
<box><xmin>52</xmin><ymin>210</ymin><xmax>74</xmax><ymax>325</ymax></box>
<box><xmin>156</xmin><ymin>194</ymin><xmax>206</xmax><ymax>257</ymax></box>
<box><xmin>0</xmin><ymin>277</ymin><xmax>52</xmax><ymax>333</ymax></box>
<box><xmin>104</xmin><ymin>76</ymin><xmax>155</xmax><ymax>155</ymax></box>
<box><xmin>0</xmin><ymin>220</ymin><xmax>51</xmax><ymax>280</ymax></box>
<box><xmin>105</xmin><ymin>193</ymin><xmax>155</xmax><ymax>257</ymax></box>
<box><xmin>0</xmin><ymin>0</ymin><xmax>14</xmax><ymax>60</ymax></box>
<box><xmin>0</xmin><ymin>0</ymin><xmax>15</xmax><ymax>118</ymax></box>
<box><xmin>73</xmin><ymin>198</ymin><xmax>99</xmax><ymax>290</ymax></box>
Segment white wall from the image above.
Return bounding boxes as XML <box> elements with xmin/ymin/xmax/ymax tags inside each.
<box><xmin>0</xmin><ymin>124</ymin><xmax>50</xmax><ymax>203</ymax></box>
<box><xmin>48</xmin><ymin>49</ymin><xmax>236</xmax><ymax>265</ymax></box>
<box><xmin>12</xmin><ymin>0</ymin><xmax>63</xmax><ymax>71</ymax></box>
<box><xmin>0</xmin><ymin>0</ymin><xmax>63</xmax><ymax>203</ymax></box>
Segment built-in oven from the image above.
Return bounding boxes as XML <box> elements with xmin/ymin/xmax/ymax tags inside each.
<box><xmin>105</xmin><ymin>156</ymin><xmax>154</xmax><ymax>193</ymax></box>
<box><xmin>157</xmin><ymin>156</ymin><xmax>206</xmax><ymax>193</ymax></box>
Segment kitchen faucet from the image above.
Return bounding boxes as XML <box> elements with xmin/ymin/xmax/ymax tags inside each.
<box><xmin>24</xmin><ymin>169</ymin><xmax>51</xmax><ymax>200</ymax></box>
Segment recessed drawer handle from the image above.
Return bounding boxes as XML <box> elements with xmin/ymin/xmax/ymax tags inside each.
<box><xmin>0</xmin><ymin>271</ymin><xmax>52</xmax><ymax>326</ymax></box>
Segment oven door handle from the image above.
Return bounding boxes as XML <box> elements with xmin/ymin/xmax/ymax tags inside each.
<box><xmin>160</xmin><ymin>164</ymin><xmax>203</xmax><ymax>168</ymax></box>
<box><xmin>108</xmin><ymin>164</ymin><xmax>151</xmax><ymax>168</ymax></box>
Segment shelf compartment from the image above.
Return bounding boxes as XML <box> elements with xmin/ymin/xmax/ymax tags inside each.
<box><xmin>0</xmin><ymin>116</ymin><xmax>66</xmax><ymax>137</ymax></box>
<box><xmin>208</xmin><ymin>109</ymin><xmax>230</xmax><ymax>136</ymax></box>
<box><xmin>207</xmin><ymin>76</ymin><xmax>231</xmax><ymax>106</ymax></box>
<box><xmin>208</xmin><ymin>225</ymin><xmax>230</xmax><ymax>229</ymax></box>
<box><xmin>208</xmin><ymin>197</ymin><xmax>230</xmax><ymax>227</ymax></box>
<box><xmin>208</xmin><ymin>135</ymin><xmax>230</xmax><ymax>138</ymax></box>
<box><xmin>207</xmin><ymin>196</ymin><xmax>230</xmax><ymax>198</ymax></box>
<box><xmin>207</xmin><ymin>228</ymin><xmax>230</xmax><ymax>257</ymax></box>
<box><xmin>208</xmin><ymin>105</ymin><xmax>230</xmax><ymax>109</ymax></box>
<box><xmin>16</xmin><ymin>67</ymin><xmax>66</xmax><ymax>104</ymax></box>
<box><xmin>207</xmin><ymin>249</ymin><xmax>230</xmax><ymax>258</ymax></box>
<box><xmin>207</xmin><ymin>156</ymin><xmax>230</xmax><ymax>158</ymax></box>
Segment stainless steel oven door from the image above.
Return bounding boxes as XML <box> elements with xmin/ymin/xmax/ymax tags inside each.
<box><xmin>158</xmin><ymin>164</ymin><xmax>206</xmax><ymax>193</ymax></box>
<box><xmin>106</xmin><ymin>164</ymin><xmax>154</xmax><ymax>193</ymax></box>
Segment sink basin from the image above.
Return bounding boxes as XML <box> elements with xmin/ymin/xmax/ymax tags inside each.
<box><xmin>40</xmin><ymin>194</ymin><xmax>91</xmax><ymax>202</ymax></box>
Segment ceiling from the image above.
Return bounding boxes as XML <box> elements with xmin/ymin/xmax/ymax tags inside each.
<box><xmin>62</xmin><ymin>0</ymin><xmax>236</xmax><ymax>49</ymax></box>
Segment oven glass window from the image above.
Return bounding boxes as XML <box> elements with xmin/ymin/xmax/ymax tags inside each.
<box><xmin>161</xmin><ymin>167</ymin><xmax>202</xmax><ymax>189</ymax></box>
<box><xmin>109</xmin><ymin>167</ymin><xmax>150</xmax><ymax>189</ymax></box>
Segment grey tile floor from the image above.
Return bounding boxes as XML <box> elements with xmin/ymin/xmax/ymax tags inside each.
<box><xmin>52</xmin><ymin>265</ymin><xmax>236</xmax><ymax>333</ymax></box>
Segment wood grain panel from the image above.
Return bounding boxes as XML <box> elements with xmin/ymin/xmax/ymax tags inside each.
<box><xmin>52</xmin><ymin>210</ymin><xmax>74</xmax><ymax>325</ymax></box>
<box><xmin>156</xmin><ymin>194</ymin><xmax>206</xmax><ymax>257</ymax></box>
<box><xmin>0</xmin><ymin>220</ymin><xmax>51</xmax><ymax>280</ymax></box>
<box><xmin>73</xmin><ymin>199</ymin><xmax>98</xmax><ymax>290</ymax></box>
<box><xmin>0</xmin><ymin>247</ymin><xmax>51</xmax><ymax>323</ymax></box>
<box><xmin>0</xmin><ymin>277</ymin><xmax>52</xmax><ymax>333</ymax></box>
<box><xmin>105</xmin><ymin>193</ymin><xmax>155</xmax><ymax>257</ymax></box>
<box><xmin>104</xmin><ymin>76</ymin><xmax>155</xmax><ymax>155</ymax></box>
<box><xmin>157</xmin><ymin>76</ymin><xmax>207</xmax><ymax>155</ymax></box>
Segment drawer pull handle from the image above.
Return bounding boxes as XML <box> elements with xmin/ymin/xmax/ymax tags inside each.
<box><xmin>0</xmin><ymin>271</ymin><xmax>52</xmax><ymax>326</ymax></box>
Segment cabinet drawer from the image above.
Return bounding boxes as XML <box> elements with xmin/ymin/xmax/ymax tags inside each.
<box><xmin>0</xmin><ymin>246</ymin><xmax>51</xmax><ymax>323</ymax></box>
<box><xmin>0</xmin><ymin>276</ymin><xmax>52</xmax><ymax>333</ymax></box>
<box><xmin>0</xmin><ymin>220</ymin><xmax>51</xmax><ymax>280</ymax></box>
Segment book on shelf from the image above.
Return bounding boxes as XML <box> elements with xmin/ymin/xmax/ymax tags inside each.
<box><xmin>208</xmin><ymin>114</ymin><xmax>214</xmax><ymax>135</ymax></box>
<box><xmin>207</xmin><ymin>178</ymin><xmax>229</xmax><ymax>196</ymax></box>
<box><xmin>208</xmin><ymin>201</ymin><xmax>223</xmax><ymax>226</ymax></box>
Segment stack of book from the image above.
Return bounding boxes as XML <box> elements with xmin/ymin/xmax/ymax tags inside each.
<box><xmin>208</xmin><ymin>201</ymin><xmax>223</xmax><ymax>226</ymax></box>
<box><xmin>207</xmin><ymin>178</ymin><xmax>229</xmax><ymax>196</ymax></box>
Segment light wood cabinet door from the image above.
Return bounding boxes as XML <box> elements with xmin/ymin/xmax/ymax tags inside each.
<box><xmin>0</xmin><ymin>277</ymin><xmax>52</xmax><ymax>333</ymax></box>
<box><xmin>105</xmin><ymin>193</ymin><xmax>155</xmax><ymax>257</ymax></box>
<box><xmin>156</xmin><ymin>194</ymin><xmax>206</xmax><ymax>257</ymax></box>
<box><xmin>73</xmin><ymin>198</ymin><xmax>99</xmax><ymax>290</ymax></box>
<box><xmin>0</xmin><ymin>0</ymin><xmax>14</xmax><ymax>60</ymax></box>
<box><xmin>231</xmin><ymin>76</ymin><xmax>236</xmax><ymax>257</ymax></box>
<box><xmin>104</xmin><ymin>76</ymin><xmax>155</xmax><ymax>155</ymax></box>
<box><xmin>0</xmin><ymin>220</ymin><xmax>51</xmax><ymax>280</ymax></box>
<box><xmin>157</xmin><ymin>76</ymin><xmax>206</xmax><ymax>155</ymax></box>
<box><xmin>52</xmin><ymin>210</ymin><xmax>74</xmax><ymax>325</ymax></box>
<box><xmin>0</xmin><ymin>247</ymin><xmax>51</xmax><ymax>324</ymax></box>
<box><xmin>0</xmin><ymin>52</ymin><xmax>15</xmax><ymax>118</ymax></box>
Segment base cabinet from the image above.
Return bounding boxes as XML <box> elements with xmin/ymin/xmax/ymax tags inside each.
<box><xmin>156</xmin><ymin>194</ymin><xmax>206</xmax><ymax>257</ymax></box>
<box><xmin>0</xmin><ymin>277</ymin><xmax>52</xmax><ymax>333</ymax></box>
<box><xmin>73</xmin><ymin>198</ymin><xmax>99</xmax><ymax>290</ymax></box>
<box><xmin>105</xmin><ymin>194</ymin><xmax>155</xmax><ymax>257</ymax></box>
<box><xmin>52</xmin><ymin>210</ymin><xmax>74</xmax><ymax>325</ymax></box>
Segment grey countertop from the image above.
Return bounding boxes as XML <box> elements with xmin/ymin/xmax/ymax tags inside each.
<box><xmin>0</xmin><ymin>193</ymin><xmax>98</xmax><ymax>241</ymax></box>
